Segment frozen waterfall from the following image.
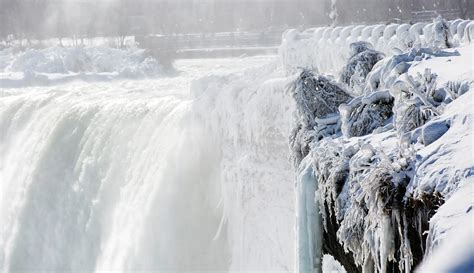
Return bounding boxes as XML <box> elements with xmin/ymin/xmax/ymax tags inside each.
<box><xmin>0</xmin><ymin>56</ymin><xmax>295</xmax><ymax>272</ymax></box>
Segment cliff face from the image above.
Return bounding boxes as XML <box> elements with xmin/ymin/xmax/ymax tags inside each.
<box><xmin>288</xmin><ymin>19</ymin><xmax>474</xmax><ymax>273</ymax></box>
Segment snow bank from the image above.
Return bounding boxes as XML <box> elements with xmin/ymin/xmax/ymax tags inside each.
<box><xmin>416</xmin><ymin>181</ymin><xmax>474</xmax><ymax>273</ymax></box>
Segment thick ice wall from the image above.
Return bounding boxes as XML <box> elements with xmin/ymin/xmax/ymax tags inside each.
<box><xmin>463</xmin><ymin>21</ymin><xmax>474</xmax><ymax>44</ymax></box>
<box><xmin>375</xmin><ymin>24</ymin><xmax>399</xmax><ymax>53</ymax></box>
<box><xmin>330</xmin><ymin>27</ymin><xmax>344</xmax><ymax>42</ymax></box>
<box><xmin>280</xmin><ymin>30</ymin><xmax>320</xmax><ymax>74</ymax></box>
<box><xmin>314</xmin><ymin>27</ymin><xmax>328</xmax><ymax>40</ymax></box>
<box><xmin>371</xmin><ymin>25</ymin><xmax>386</xmax><ymax>42</ymax></box>
<box><xmin>456</xmin><ymin>20</ymin><xmax>471</xmax><ymax>41</ymax></box>
<box><xmin>394</xmin><ymin>24</ymin><xmax>412</xmax><ymax>50</ymax></box>
<box><xmin>449</xmin><ymin>19</ymin><xmax>463</xmax><ymax>35</ymax></box>
<box><xmin>191</xmin><ymin>61</ymin><xmax>297</xmax><ymax>271</ymax></box>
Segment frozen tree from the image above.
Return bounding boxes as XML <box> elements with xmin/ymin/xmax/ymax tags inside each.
<box><xmin>289</xmin><ymin>70</ymin><xmax>352</xmax><ymax>166</ymax></box>
<box><xmin>392</xmin><ymin>69</ymin><xmax>442</xmax><ymax>134</ymax></box>
<box><xmin>340</xmin><ymin>42</ymin><xmax>384</xmax><ymax>93</ymax></box>
<box><xmin>340</xmin><ymin>90</ymin><xmax>394</xmax><ymax>137</ymax></box>
<box><xmin>349</xmin><ymin>41</ymin><xmax>373</xmax><ymax>56</ymax></box>
<box><xmin>291</xmin><ymin>70</ymin><xmax>352</xmax><ymax>123</ymax></box>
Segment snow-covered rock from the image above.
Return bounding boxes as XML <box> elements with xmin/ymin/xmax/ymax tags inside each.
<box><xmin>289</xmin><ymin>21</ymin><xmax>474</xmax><ymax>272</ymax></box>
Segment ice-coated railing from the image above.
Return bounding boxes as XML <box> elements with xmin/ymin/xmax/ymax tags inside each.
<box><xmin>280</xmin><ymin>19</ymin><xmax>474</xmax><ymax>75</ymax></box>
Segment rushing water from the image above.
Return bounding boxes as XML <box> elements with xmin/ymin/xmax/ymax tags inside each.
<box><xmin>0</xmin><ymin>56</ymin><xmax>295</xmax><ymax>272</ymax></box>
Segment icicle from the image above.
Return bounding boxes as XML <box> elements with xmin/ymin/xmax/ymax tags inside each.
<box><xmin>296</xmin><ymin>157</ymin><xmax>323</xmax><ymax>273</ymax></box>
<box><xmin>401</xmin><ymin>212</ymin><xmax>413</xmax><ymax>273</ymax></box>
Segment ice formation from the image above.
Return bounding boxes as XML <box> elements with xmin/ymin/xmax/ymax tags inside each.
<box><xmin>280</xmin><ymin>18</ymin><xmax>474</xmax><ymax>75</ymax></box>
<box><xmin>296</xmin><ymin>156</ymin><xmax>323</xmax><ymax>273</ymax></box>
<box><xmin>288</xmin><ymin>70</ymin><xmax>352</xmax><ymax>165</ymax></box>
<box><xmin>0</xmin><ymin>46</ymin><xmax>162</xmax><ymax>87</ymax></box>
<box><xmin>340</xmin><ymin>90</ymin><xmax>394</xmax><ymax>137</ymax></box>
<box><xmin>340</xmin><ymin>42</ymin><xmax>384</xmax><ymax>92</ymax></box>
<box><xmin>189</xmin><ymin>61</ymin><xmax>297</xmax><ymax>271</ymax></box>
<box><xmin>289</xmin><ymin>17</ymin><xmax>474</xmax><ymax>273</ymax></box>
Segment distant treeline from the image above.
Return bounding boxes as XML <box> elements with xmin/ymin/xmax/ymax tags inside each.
<box><xmin>1</xmin><ymin>0</ymin><xmax>472</xmax><ymax>43</ymax></box>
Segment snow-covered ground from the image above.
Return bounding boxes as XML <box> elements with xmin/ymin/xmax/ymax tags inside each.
<box><xmin>0</xmin><ymin>18</ymin><xmax>473</xmax><ymax>273</ymax></box>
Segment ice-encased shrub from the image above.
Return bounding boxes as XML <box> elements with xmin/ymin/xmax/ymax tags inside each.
<box><xmin>338</xmin><ymin>143</ymin><xmax>415</xmax><ymax>273</ymax></box>
<box><xmin>392</xmin><ymin>69</ymin><xmax>441</xmax><ymax>134</ymax></box>
<box><xmin>290</xmin><ymin>70</ymin><xmax>352</xmax><ymax>123</ymax></box>
<box><xmin>340</xmin><ymin>42</ymin><xmax>384</xmax><ymax>92</ymax></box>
<box><xmin>289</xmin><ymin>70</ymin><xmax>352</xmax><ymax>165</ymax></box>
<box><xmin>349</xmin><ymin>41</ymin><xmax>372</xmax><ymax>56</ymax></box>
<box><xmin>396</xmin><ymin>103</ymin><xmax>435</xmax><ymax>133</ymax></box>
<box><xmin>443</xmin><ymin>80</ymin><xmax>470</xmax><ymax>99</ymax></box>
<box><xmin>340</xmin><ymin>90</ymin><xmax>394</xmax><ymax>137</ymax></box>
